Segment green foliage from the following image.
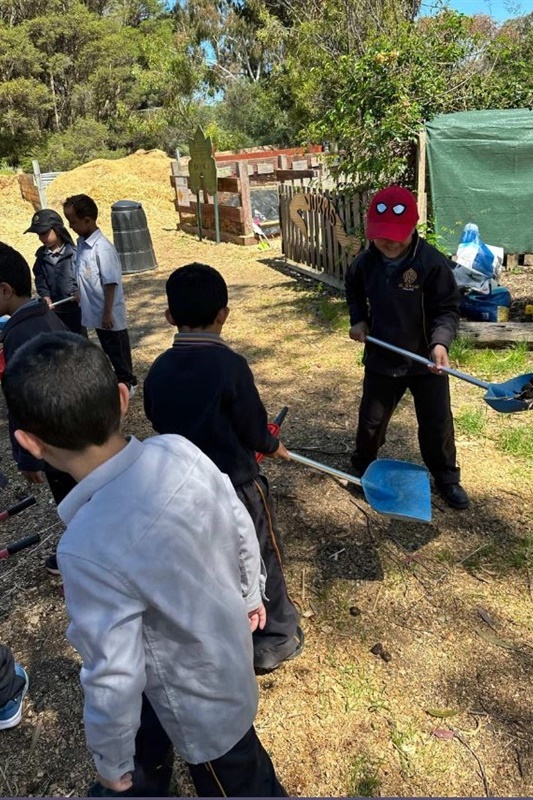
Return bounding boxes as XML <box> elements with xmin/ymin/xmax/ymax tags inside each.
<box><xmin>348</xmin><ymin>754</ymin><xmax>382</xmax><ymax>797</ymax></box>
<box><xmin>31</xmin><ymin>118</ymin><xmax>127</xmax><ymax>172</ymax></box>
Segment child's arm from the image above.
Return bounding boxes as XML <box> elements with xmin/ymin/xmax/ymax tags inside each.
<box><xmin>221</xmin><ymin>473</ymin><xmax>266</xmax><ymax>616</ymax></box>
<box><xmin>32</xmin><ymin>261</ymin><xmax>52</xmax><ymax>304</ymax></box>
<box><xmin>345</xmin><ymin>258</ymin><xmax>369</xmax><ymax>329</ymax></box>
<box><xmin>102</xmin><ymin>284</ymin><xmax>117</xmax><ymax>329</ymax></box>
<box><xmin>229</xmin><ymin>360</ymin><xmax>280</xmax><ymax>456</ymax></box>
<box><xmin>58</xmin><ymin>551</ymin><xmax>147</xmax><ymax>784</ymax></box>
<box><xmin>424</xmin><ymin>258</ymin><xmax>460</xmax><ymax>353</ymax></box>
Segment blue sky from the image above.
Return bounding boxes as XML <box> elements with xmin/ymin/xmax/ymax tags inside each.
<box><xmin>420</xmin><ymin>0</ymin><xmax>530</xmax><ymax>21</ymax></box>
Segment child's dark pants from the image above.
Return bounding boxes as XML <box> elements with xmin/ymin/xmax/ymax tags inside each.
<box><xmin>0</xmin><ymin>645</ymin><xmax>24</xmax><ymax>707</ymax></box>
<box><xmin>235</xmin><ymin>476</ymin><xmax>301</xmax><ymax>670</ymax></box>
<box><xmin>96</xmin><ymin>328</ymin><xmax>137</xmax><ymax>387</ymax></box>
<box><xmin>353</xmin><ymin>369</ymin><xmax>460</xmax><ymax>486</ymax></box>
<box><xmin>90</xmin><ymin>696</ymin><xmax>287</xmax><ymax>797</ymax></box>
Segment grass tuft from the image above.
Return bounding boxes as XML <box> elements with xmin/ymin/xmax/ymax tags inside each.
<box><xmin>348</xmin><ymin>754</ymin><xmax>382</xmax><ymax>797</ymax></box>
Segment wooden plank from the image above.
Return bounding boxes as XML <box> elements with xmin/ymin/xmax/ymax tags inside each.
<box><xmin>175</xmin><ymin>200</ymin><xmax>244</xmax><ymax>223</ymax></box>
<box><xmin>458</xmin><ymin>321</ymin><xmax>533</xmax><ymax>348</ymax></box>
<box><xmin>523</xmin><ymin>254</ymin><xmax>533</xmax><ymax>267</ymax></box>
<box><xmin>314</xmin><ymin>187</ymin><xmax>322</xmax><ymax>271</ymax></box>
<box><xmin>506</xmin><ymin>253</ymin><xmax>519</xmax><ymax>269</ymax></box>
<box><xmin>292</xmin><ymin>159</ymin><xmax>308</xmax><ymax>171</ymax></box>
<box><xmin>257</xmin><ymin>162</ymin><xmax>274</xmax><ymax>175</ymax></box>
<box><xmin>307</xmin><ymin>187</ymin><xmax>316</xmax><ymax>268</ymax></box>
<box><xmin>278</xmin><ymin>154</ymin><xmax>288</xmax><ymax>170</ymax></box>
<box><xmin>276</xmin><ymin>169</ymin><xmax>314</xmax><ymax>182</ymax></box>
<box><xmin>217</xmin><ymin>176</ymin><xmax>240</xmax><ymax>193</ymax></box>
<box><xmin>284</xmin><ymin>259</ymin><xmax>343</xmax><ymax>291</ymax></box>
<box><xmin>324</xmin><ymin>189</ymin><xmax>335</xmax><ymax>278</ymax></box>
<box><xmin>237</xmin><ymin>161</ymin><xmax>253</xmax><ymax>236</ymax></box>
<box><xmin>416</xmin><ymin>129</ymin><xmax>427</xmax><ymax>227</ymax></box>
<box><xmin>216</xmin><ymin>165</ymin><xmax>232</xmax><ymax>178</ymax></box>
<box><xmin>180</xmin><ymin>223</ymin><xmax>256</xmax><ymax>246</ymax></box>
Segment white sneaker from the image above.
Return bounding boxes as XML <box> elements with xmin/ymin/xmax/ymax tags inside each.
<box><xmin>129</xmin><ymin>384</ymin><xmax>137</xmax><ymax>399</ymax></box>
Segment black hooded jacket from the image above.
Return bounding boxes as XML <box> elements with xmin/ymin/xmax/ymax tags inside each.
<box><xmin>33</xmin><ymin>242</ymin><xmax>77</xmax><ymax>303</ymax></box>
<box><xmin>345</xmin><ymin>233</ymin><xmax>460</xmax><ymax>377</ymax></box>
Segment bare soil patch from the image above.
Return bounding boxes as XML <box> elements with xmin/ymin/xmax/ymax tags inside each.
<box><xmin>0</xmin><ymin>163</ymin><xmax>532</xmax><ymax>796</ymax></box>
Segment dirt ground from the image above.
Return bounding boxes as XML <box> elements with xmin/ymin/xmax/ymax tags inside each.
<box><xmin>0</xmin><ymin>163</ymin><xmax>532</xmax><ymax>797</ymax></box>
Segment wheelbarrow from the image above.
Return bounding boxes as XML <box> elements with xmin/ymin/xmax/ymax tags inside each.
<box><xmin>366</xmin><ymin>336</ymin><xmax>533</xmax><ymax>414</ymax></box>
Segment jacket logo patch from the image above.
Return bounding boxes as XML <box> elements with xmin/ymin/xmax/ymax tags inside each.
<box><xmin>398</xmin><ymin>267</ymin><xmax>419</xmax><ymax>291</ymax></box>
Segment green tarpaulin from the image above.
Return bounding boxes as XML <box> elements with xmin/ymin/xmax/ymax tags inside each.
<box><xmin>426</xmin><ymin>109</ymin><xmax>533</xmax><ymax>255</ymax></box>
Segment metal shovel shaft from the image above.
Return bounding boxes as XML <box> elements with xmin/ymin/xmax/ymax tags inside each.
<box><xmin>366</xmin><ymin>336</ymin><xmax>490</xmax><ymax>390</ymax></box>
<box><xmin>51</xmin><ymin>297</ymin><xmax>75</xmax><ymax>308</ymax></box>
<box><xmin>288</xmin><ymin>451</ymin><xmax>362</xmax><ymax>487</ymax></box>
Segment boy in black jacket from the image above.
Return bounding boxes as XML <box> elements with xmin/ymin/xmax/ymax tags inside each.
<box><xmin>24</xmin><ymin>209</ymin><xmax>84</xmax><ymax>335</ymax></box>
<box><xmin>345</xmin><ymin>186</ymin><xmax>469</xmax><ymax>510</ymax></box>
<box><xmin>0</xmin><ymin>243</ymin><xmax>76</xmax><ymax>570</ymax></box>
<box><xmin>144</xmin><ymin>263</ymin><xmax>303</xmax><ymax>672</ymax></box>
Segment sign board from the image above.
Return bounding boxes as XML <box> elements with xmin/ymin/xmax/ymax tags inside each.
<box><xmin>188</xmin><ymin>126</ymin><xmax>218</xmax><ymax>195</ymax></box>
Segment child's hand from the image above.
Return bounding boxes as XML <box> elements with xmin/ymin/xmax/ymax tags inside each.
<box><xmin>20</xmin><ymin>470</ymin><xmax>46</xmax><ymax>484</ymax></box>
<box><xmin>43</xmin><ymin>297</ymin><xmax>53</xmax><ymax>307</ymax></box>
<box><xmin>96</xmin><ymin>771</ymin><xmax>133</xmax><ymax>792</ymax></box>
<box><xmin>429</xmin><ymin>344</ymin><xmax>450</xmax><ymax>373</ymax></box>
<box><xmin>71</xmin><ymin>291</ymin><xmax>80</xmax><ymax>304</ymax></box>
<box><xmin>266</xmin><ymin>441</ymin><xmax>290</xmax><ymax>460</ymax></box>
<box><xmin>248</xmin><ymin>603</ymin><xmax>267</xmax><ymax>632</ymax></box>
<box><xmin>102</xmin><ymin>312</ymin><xmax>114</xmax><ymax>329</ymax></box>
<box><xmin>349</xmin><ymin>322</ymin><xmax>369</xmax><ymax>342</ymax></box>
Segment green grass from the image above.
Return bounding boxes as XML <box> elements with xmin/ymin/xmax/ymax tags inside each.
<box><xmin>449</xmin><ymin>338</ymin><xmax>530</xmax><ymax>381</ymax></box>
<box><xmin>348</xmin><ymin>755</ymin><xmax>382</xmax><ymax>797</ymax></box>
<box><xmin>454</xmin><ymin>408</ymin><xmax>487</xmax><ymax>437</ymax></box>
<box><xmin>497</xmin><ymin>422</ymin><xmax>533</xmax><ymax>462</ymax></box>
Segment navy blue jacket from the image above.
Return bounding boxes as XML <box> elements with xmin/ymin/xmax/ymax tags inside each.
<box><xmin>144</xmin><ymin>333</ymin><xmax>279</xmax><ymax>487</ymax></box>
<box><xmin>33</xmin><ymin>243</ymin><xmax>77</xmax><ymax>302</ymax></box>
<box><xmin>2</xmin><ymin>299</ymin><xmax>68</xmax><ymax>471</ymax></box>
<box><xmin>345</xmin><ymin>234</ymin><xmax>460</xmax><ymax>377</ymax></box>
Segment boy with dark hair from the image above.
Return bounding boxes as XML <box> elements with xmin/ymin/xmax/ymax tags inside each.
<box><xmin>345</xmin><ymin>185</ymin><xmax>469</xmax><ymax>510</ymax></box>
<box><xmin>62</xmin><ymin>194</ymin><xmax>137</xmax><ymax>396</ymax></box>
<box><xmin>0</xmin><ymin>645</ymin><xmax>28</xmax><ymax>730</ymax></box>
<box><xmin>24</xmin><ymin>208</ymin><xmax>85</xmax><ymax>335</ymax></box>
<box><xmin>4</xmin><ymin>332</ymin><xmax>287</xmax><ymax>797</ymax></box>
<box><xmin>0</xmin><ymin>244</ymin><xmax>76</xmax><ymax>559</ymax></box>
<box><xmin>144</xmin><ymin>263</ymin><xmax>303</xmax><ymax>673</ymax></box>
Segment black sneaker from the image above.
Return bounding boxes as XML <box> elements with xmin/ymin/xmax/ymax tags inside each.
<box><xmin>45</xmin><ymin>553</ymin><xmax>60</xmax><ymax>575</ymax></box>
<box><xmin>349</xmin><ymin>453</ymin><xmax>373</xmax><ymax>479</ymax></box>
<box><xmin>436</xmin><ymin>483</ymin><xmax>470</xmax><ymax>510</ymax></box>
<box><xmin>254</xmin><ymin>626</ymin><xmax>305</xmax><ymax>673</ymax></box>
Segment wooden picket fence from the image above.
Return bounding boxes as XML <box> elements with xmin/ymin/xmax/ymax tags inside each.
<box><xmin>279</xmin><ymin>185</ymin><xmax>366</xmax><ymax>286</ymax></box>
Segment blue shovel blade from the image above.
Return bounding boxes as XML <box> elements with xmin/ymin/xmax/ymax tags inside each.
<box><xmin>484</xmin><ymin>373</ymin><xmax>533</xmax><ymax>414</ymax></box>
<box><xmin>361</xmin><ymin>459</ymin><xmax>432</xmax><ymax>523</ymax></box>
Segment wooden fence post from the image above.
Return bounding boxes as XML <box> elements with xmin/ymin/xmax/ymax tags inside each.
<box><xmin>237</xmin><ymin>161</ymin><xmax>253</xmax><ymax>236</ymax></box>
<box><xmin>32</xmin><ymin>159</ymin><xmax>47</xmax><ymax>208</ymax></box>
<box><xmin>416</xmin><ymin>130</ymin><xmax>427</xmax><ymax>227</ymax></box>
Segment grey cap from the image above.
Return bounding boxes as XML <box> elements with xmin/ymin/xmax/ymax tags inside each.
<box><xmin>24</xmin><ymin>209</ymin><xmax>75</xmax><ymax>246</ymax></box>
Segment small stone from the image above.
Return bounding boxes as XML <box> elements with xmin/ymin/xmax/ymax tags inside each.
<box><xmin>349</xmin><ymin>605</ymin><xmax>362</xmax><ymax>617</ymax></box>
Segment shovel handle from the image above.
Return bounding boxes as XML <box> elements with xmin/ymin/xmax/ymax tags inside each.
<box><xmin>51</xmin><ymin>297</ymin><xmax>75</xmax><ymax>308</ymax></box>
<box><xmin>288</xmin><ymin>451</ymin><xmax>362</xmax><ymax>488</ymax></box>
<box><xmin>0</xmin><ymin>533</ymin><xmax>41</xmax><ymax>560</ymax></box>
<box><xmin>0</xmin><ymin>495</ymin><xmax>36</xmax><ymax>522</ymax></box>
<box><xmin>365</xmin><ymin>336</ymin><xmax>490</xmax><ymax>390</ymax></box>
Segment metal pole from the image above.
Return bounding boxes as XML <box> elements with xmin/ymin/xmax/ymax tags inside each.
<box><xmin>214</xmin><ymin>191</ymin><xmax>220</xmax><ymax>244</ymax></box>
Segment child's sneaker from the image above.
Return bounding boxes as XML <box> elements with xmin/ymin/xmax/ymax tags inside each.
<box><xmin>45</xmin><ymin>553</ymin><xmax>60</xmax><ymax>575</ymax></box>
<box><xmin>0</xmin><ymin>663</ymin><xmax>28</xmax><ymax>730</ymax></box>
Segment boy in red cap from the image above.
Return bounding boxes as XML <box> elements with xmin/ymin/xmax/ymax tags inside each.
<box><xmin>345</xmin><ymin>186</ymin><xmax>469</xmax><ymax>510</ymax></box>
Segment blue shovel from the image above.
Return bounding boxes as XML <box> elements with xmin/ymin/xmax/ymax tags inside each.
<box><xmin>288</xmin><ymin>451</ymin><xmax>432</xmax><ymax>523</ymax></box>
<box><xmin>366</xmin><ymin>335</ymin><xmax>533</xmax><ymax>414</ymax></box>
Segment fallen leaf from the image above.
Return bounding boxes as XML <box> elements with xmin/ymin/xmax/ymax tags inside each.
<box><xmin>432</xmin><ymin>729</ymin><xmax>455</xmax><ymax>740</ymax></box>
<box><xmin>425</xmin><ymin>708</ymin><xmax>459</xmax><ymax>718</ymax></box>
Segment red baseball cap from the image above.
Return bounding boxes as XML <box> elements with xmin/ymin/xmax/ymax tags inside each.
<box><xmin>366</xmin><ymin>186</ymin><xmax>419</xmax><ymax>242</ymax></box>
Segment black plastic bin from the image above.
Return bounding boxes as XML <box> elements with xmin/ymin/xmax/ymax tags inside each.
<box><xmin>111</xmin><ymin>200</ymin><xmax>157</xmax><ymax>274</ymax></box>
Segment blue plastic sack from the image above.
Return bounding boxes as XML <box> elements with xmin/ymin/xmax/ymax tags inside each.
<box><xmin>460</xmin><ymin>285</ymin><xmax>511</xmax><ymax>322</ymax></box>
<box><xmin>459</xmin><ymin>223</ymin><xmax>496</xmax><ymax>278</ymax></box>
